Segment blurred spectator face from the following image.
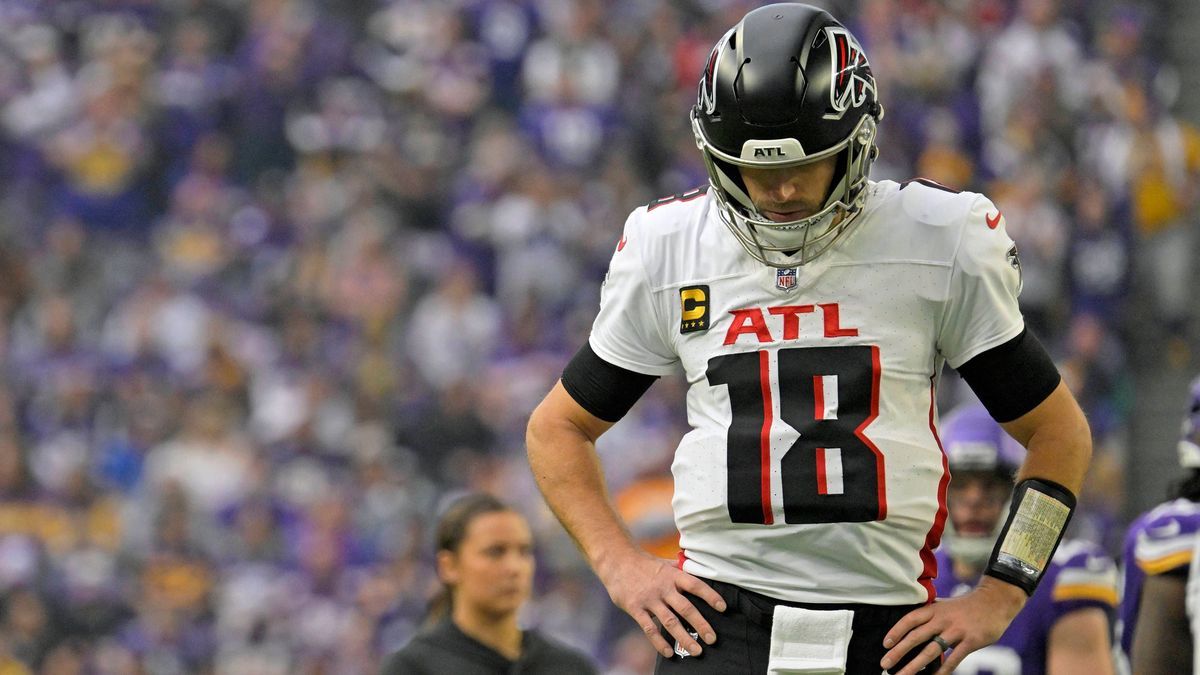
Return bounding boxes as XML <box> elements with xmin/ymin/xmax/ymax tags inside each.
<box><xmin>4</xmin><ymin>588</ymin><xmax>47</xmax><ymax>639</ymax></box>
<box><xmin>173</xmin><ymin>18</ymin><xmax>213</xmax><ymax>66</ymax></box>
<box><xmin>92</xmin><ymin>640</ymin><xmax>137</xmax><ymax>674</ymax></box>
<box><xmin>236</xmin><ymin>501</ymin><xmax>276</xmax><ymax>551</ymax></box>
<box><xmin>155</xmin><ymin>499</ymin><xmax>192</xmax><ymax>551</ymax></box>
<box><xmin>1121</xmin><ymin>81</ymin><xmax>1150</xmax><ymax>127</ymax></box>
<box><xmin>1068</xmin><ymin>313</ymin><xmax>1106</xmax><ymax>360</ymax></box>
<box><xmin>47</xmin><ymin>217</ymin><xmax>86</xmax><ymax>263</ymax></box>
<box><xmin>1021</xmin><ymin>0</ymin><xmax>1058</xmax><ymax>27</ymax></box>
<box><xmin>14</xmin><ymin>24</ymin><xmax>61</xmax><ymax>69</ymax></box>
<box><xmin>186</xmin><ymin>394</ymin><xmax>234</xmax><ymax>441</ymax></box>
<box><xmin>437</xmin><ymin>510</ymin><xmax>533</xmax><ymax>619</ymax></box>
<box><xmin>1075</xmin><ymin>179</ymin><xmax>1109</xmax><ymax>229</ymax></box>
<box><xmin>0</xmin><ymin>435</ymin><xmax>28</xmax><ymax>494</ymax></box>
<box><xmin>41</xmin><ymin>294</ymin><xmax>76</xmax><ymax>350</ymax></box>
<box><xmin>191</xmin><ymin>132</ymin><xmax>232</xmax><ymax>177</ymax></box>
<box><xmin>40</xmin><ymin>641</ymin><xmax>85</xmax><ymax>675</ymax></box>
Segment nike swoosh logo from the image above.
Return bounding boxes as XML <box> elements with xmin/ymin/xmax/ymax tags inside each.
<box><xmin>986</xmin><ymin>212</ymin><xmax>1002</xmax><ymax>229</ymax></box>
<box><xmin>617</xmin><ymin>235</ymin><xmax>628</xmax><ymax>252</ymax></box>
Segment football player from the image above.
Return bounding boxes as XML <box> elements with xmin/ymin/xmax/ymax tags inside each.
<box><xmin>1118</xmin><ymin>375</ymin><xmax>1200</xmax><ymax>674</ymax></box>
<box><xmin>934</xmin><ymin>404</ymin><xmax>1117</xmax><ymax>675</ymax></box>
<box><xmin>526</xmin><ymin>4</ymin><xmax>1092</xmax><ymax>674</ymax></box>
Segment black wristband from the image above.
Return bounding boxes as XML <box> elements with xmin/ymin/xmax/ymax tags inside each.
<box><xmin>984</xmin><ymin>478</ymin><xmax>1076</xmax><ymax>596</ymax></box>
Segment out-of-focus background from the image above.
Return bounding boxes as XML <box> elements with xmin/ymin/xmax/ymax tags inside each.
<box><xmin>0</xmin><ymin>0</ymin><xmax>1195</xmax><ymax>672</ymax></box>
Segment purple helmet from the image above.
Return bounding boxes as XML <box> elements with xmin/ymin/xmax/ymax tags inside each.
<box><xmin>940</xmin><ymin>404</ymin><xmax>1026</xmax><ymax>476</ymax></box>
<box><xmin>939</xmin><ymin>403</ymin><xmax>1026</xmax><ymax>566</ymax></box>
<box><xmin>1180</xmin><ymin>375</ymin><xmax>1200</xmax><ymax>468</ymax></box>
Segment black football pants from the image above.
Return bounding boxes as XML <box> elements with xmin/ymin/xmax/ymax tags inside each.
<box><xmin>655</xmin><ymin>578</ymin><xmax>941</xmax><ymax>675</ymax></box>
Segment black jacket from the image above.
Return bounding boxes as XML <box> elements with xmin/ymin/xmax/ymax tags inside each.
<box><xmin>380</xmin><ymin>619</ymin><xmax>598</xmax><ymax>675</ymax></box>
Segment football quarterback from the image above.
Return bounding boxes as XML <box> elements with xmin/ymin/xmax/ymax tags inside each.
<box><xmin>527</xmin><ymin>4</ymin><xmax>1093</xmax><ymax>674</ymax></box>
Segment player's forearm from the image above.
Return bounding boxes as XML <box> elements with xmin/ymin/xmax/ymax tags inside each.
<box><xmin>1048</xmin><ymin>655</ymin><xmax>1115</xmax><ymax>675</ymax></box>
<box><xmin>1004</xmin><ymin>381</ymin><xmax>1092</xmax><ymax>495</ymax></box>
<box><xmin>1017</xmin><ymin>434</ymin><xmax>1090</xmax><ymax>496</ymax></box>
<box><xmin>1046</xmin><ymin>608</ymin><xmax>1115</xmax><ymax>675</ymax></box>
<box><xmin>1130</xmin><ymin>575</ymin><xmax>1191</xmax><ymax>675</ymax></box>
<box><xmin>526</xmin><ymin>405</ymin><xmax>640</xmax><ymax>575</ymax></box>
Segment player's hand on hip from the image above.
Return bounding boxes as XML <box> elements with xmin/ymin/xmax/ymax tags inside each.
<box><xmin>879</xmin><ymin>576</ymin><xmax>1026</xmax><ymax>675</ymax></box>
<box><xmin>598</xmin><ymin>551</ymin><xmax>727</xmax><ymax>659</ymax></box>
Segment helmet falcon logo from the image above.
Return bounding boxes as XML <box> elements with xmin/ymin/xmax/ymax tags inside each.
<box><xmin>698</xmin><ymin>28</ymin><xmax>734</xmax><ymax>115</ymax></box>
<box><xmin>824</xmin><ymin>27</ymin><xmax>875</xmax><ymax>120</ymax></box>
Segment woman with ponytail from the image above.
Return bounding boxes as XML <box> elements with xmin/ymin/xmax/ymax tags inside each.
<box><xmin>380</xmin><ymin>493</ymin><xmax>597</xmax><ymax>674</ymax></box>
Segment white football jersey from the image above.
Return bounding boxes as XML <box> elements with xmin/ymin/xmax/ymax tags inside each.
<box><xmin>589</xmin><ymin>179</ymin><xmax>1024</xmax><ymax>605</ymax></box>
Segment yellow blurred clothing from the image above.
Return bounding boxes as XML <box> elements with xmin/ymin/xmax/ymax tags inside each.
<box><xmin>614</xmin><ymin>474</ymin><xmax>679</xmax><ymax>559</ymax></box>
<box><xmin>142</xmin><ymin>556</ymin><xmax>213</xmax><ymax>611</ymax></box>
<box><xmin>70</xmin><ymin>136</ymin><xmax>137</xmax><ymax>194</ymax></box>
<box><xmin>0</xmin><ymin>658</ymin><xmax>31</xmax><ymax>675</ymax></box>
<box><xmin>1130</xmin><ymin>121</ymin><xmax>1200</xmax><ymax>236</ymax></box>
<box><xmin>916</xmin><ymin>143</ymin><xmax>974</xmax><ymax>191</ymax></box>
<box><xmin>0</xmin><ymin>501</ymin><xmax>73</xmax><ymax>553</ymax></box>
<box><xmin>85</xmin><ymin>496</ymin><xmax>124</xmax><ymax>550</ymax></box>
<box><xmin>0</xmin><ymin>498</ymin><xmax>123</xmax><ymax>554</ymax></box>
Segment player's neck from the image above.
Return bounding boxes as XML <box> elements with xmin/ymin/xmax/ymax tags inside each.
<box><xmin>453</xmin><ymin>605</ymin><xmax>523</xmax><ymax>661</ymax></box>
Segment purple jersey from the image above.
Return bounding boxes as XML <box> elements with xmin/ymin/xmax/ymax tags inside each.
<box><xmin>1117</xmin><ymin>498</ymin><xmax>1200</xmax><ymax>661</ymax></box>
<box><xmin>934</xmin><ymin>540</ymin><xmax>1117</xmax><ymax>674</ymax></box>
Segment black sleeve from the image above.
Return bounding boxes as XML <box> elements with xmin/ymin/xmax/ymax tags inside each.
<box><xmin>526</xmin><ymin>632</ymin><xmax>601</xmax><ymax>675</ymax></box>
<box><xmin>561</xmin><ymin>342</ymin><xmax>659</xmax><ymax>423</ymax></box>
<box><xmin>1162</xmin><ymin>563</ymin><xmax>1190</xmax><ymax>580</ymax></box>
<box><xmin>955</xmin><ymin>327</ymin><xmax>1060</xmax><ymax>423</ymax></box>
<box><xmin>379</xmin><ymin>648</ymin><xmax>428</xmax><ymax>675</ymax></box>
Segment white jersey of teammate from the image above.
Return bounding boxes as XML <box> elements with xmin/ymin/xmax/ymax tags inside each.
<box><xmin>589</xmin><ymin>179</ymin><xmax>1024</xmax><ymax>605</ymax></box>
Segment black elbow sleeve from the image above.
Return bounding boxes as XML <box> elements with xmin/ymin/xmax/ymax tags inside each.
<box><xmin>956</xmin><ymin>328</ymin><xmax>1060</xmax><ymax>423</ymax></box>
<box><xmin>561</xmin><ymin>343</ymin><xmax>658</xmax><ymax>423</ymax></box>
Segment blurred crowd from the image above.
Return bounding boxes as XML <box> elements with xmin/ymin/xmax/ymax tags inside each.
<box><xmin>0</xmin><ymin>0</ymin><xmax>1194</xmax><ymax>672</ymax></box>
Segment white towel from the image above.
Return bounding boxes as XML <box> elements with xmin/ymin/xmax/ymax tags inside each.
<box><xmin>766</xmin><ymin>605</ymin><xmax>854</xmax><ymax>675</ymax></box>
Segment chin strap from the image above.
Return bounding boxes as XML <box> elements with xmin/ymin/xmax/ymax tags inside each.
<box><xmin>984</xmin><ymin>478</ymin><xmax>1076</xmax><ymax>596</ymax></box>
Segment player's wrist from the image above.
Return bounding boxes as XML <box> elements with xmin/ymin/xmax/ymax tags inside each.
<box><xmin>591</xmin><ymin>541</ymin><xmax>647</xmax><ymax>582</ymax></box>
<box><xmin>976</xmin><ymin>574</ymin><xmax>1028</xmax><ymax>618</ymax></box>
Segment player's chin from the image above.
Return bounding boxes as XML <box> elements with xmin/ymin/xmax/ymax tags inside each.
<box><xmin>761</xmin><ymin>209</ymin><xmax>812</xmax><ymax>223</ymax></box>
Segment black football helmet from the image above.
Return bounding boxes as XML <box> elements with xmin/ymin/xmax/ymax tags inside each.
<box><xmin>691</xmin><ymin>3</ymin><xmax>884</xmax><ymax>267</ymax></box>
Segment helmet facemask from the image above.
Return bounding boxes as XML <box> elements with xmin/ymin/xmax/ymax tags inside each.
<box><xmin>692</xmin><ymin>111</ymin><xmax>879</xmax><ymax>268</ymax></box>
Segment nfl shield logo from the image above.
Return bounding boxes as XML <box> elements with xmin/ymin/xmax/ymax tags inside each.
<box><xmin>776</xmin><ymin>267</ymin><xmax>798</xmax><ymax>291</ymax></box>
